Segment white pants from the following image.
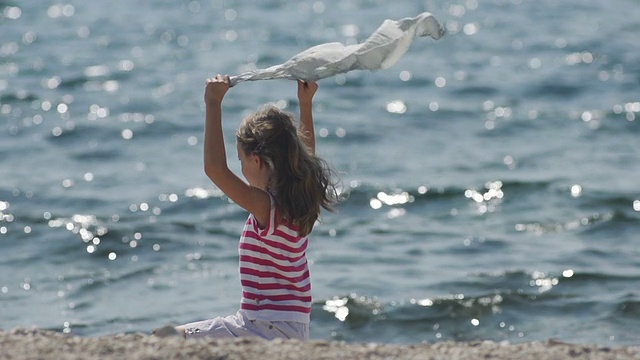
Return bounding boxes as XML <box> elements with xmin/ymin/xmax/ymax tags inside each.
<box><xmin>181</xmin><ymin>311</ymin><xmax>309</xmax><ymax>340</ymax></box>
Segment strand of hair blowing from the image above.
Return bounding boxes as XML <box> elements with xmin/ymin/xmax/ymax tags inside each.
<box><xmin>269</xmin><ymin>116</ymin><xmax>335</xmax><ymax>236</ymax></box>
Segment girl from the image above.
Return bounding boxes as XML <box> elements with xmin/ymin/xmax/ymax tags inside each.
<box><xmin>175</xmin><ymin>75</ymin><xmax>337</xmax><ymax>340</ymax></box>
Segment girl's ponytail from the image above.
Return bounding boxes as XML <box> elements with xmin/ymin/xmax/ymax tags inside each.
<box><xmin>237</xmin><ymin>104</ymin><xmax>338</xmax><ymax>236</ymax></box>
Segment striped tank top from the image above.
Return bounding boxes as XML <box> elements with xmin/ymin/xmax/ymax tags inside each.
<box><xmin>238</xmin><ymin>202</ymin><xmax>312</xmax><ymax>324</ymax></box>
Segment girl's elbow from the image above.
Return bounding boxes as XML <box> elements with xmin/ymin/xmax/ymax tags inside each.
<box><xmin>204</xmin><ymin>160</ymin><xmax>232</xmax><ymax>182</ymax></box>
<box><xmin>204</xmin><ymin>162</ymin><xmax>223</xmax><ymax>179</ymax></box>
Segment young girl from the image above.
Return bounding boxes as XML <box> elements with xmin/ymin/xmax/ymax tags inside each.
<box><xmin>175</xmin><ymin>75</ymin><xmax>337</xmax><ymax>340</ymax></box>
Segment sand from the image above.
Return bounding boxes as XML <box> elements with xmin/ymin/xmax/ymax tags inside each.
<box><xmin>1</xmin><ymin>328</ymin><xmax>639</xmax><ymax>360</ymax></box>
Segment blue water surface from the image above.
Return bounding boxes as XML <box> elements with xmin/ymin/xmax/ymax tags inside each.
<box><xmin>1</xmin><ymin>0</ymin><xmax>639</xmax><ymax>346</ymax></box>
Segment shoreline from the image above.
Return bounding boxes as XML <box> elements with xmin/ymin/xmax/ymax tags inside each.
<box><xmin>1</xmin><ymin>328</ymin><xmax>639</xmax><ymax>360</ymax></box>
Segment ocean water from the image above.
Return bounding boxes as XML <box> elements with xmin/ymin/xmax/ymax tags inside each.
<box><xmin>1</xmin><ymin>0</ymin><xmax>640</xmax><ymax>346</ymax></box>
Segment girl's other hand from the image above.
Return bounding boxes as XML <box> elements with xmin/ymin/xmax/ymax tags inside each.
<box><xmin>297</xmin><ymin>80</ymin><xmax>318</xmax><ymax>105</ymax></box>
<box><xmin>205</xmin><ymin>74</ymin><xmax>231</xmax><ymax>105</ymax></box>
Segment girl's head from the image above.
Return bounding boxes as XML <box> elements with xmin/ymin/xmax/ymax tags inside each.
<box><xmin>236</xmin><ymin>104</ymin><xmax>336</xmax><ymax>236</ymax></box>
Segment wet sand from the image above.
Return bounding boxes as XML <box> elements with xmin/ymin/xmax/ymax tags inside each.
<box><xmin>1</xmin><ymin>328</ymin><xmax>639</xmax><ymax>360</ymax></box>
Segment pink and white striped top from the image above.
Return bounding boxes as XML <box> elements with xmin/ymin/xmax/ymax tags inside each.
<box><xmin>238</xmin><ymin>202</ymin><xmax>312</xmax><ymax>324</ymax></box>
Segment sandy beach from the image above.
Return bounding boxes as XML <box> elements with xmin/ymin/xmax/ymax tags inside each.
<box><xmin>1</xmin><ymin>328</ymin><xmax>638</xmax><ymax>360</ymax></box>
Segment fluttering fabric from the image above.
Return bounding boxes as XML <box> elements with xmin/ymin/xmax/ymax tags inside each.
<box><xmin>229</xmin><ymin>12</ymin><xmax>444</xmax><ymax>86</ymax></box>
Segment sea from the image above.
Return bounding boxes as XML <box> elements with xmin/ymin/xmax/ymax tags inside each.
<box><xmin>1</xmin><ymin>0</ymin><xmax>639</xmax><ymax>347</ymax></box>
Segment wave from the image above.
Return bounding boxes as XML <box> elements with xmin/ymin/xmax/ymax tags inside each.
<box><xmin>338</xmin><ymin>179</ymin><xmax>554</xmax><ymax>208</ymax></box>
<box><xmin>311</xmin><ymin>269</ymin><xmax>640</xmax><ymax>344</ymax></box>
<box><xmin>450</xmin><ymin>85</ymin><xmax>500</xmax><ymax>97</ymax></box>
<box><xmin>524</xmin><ymin>82</ymin><xmax>585</xmax><ymax>99</ymax></box>
<box><xmin>0</xmin><ymin>91</ymin><xmax>39</xmax><ymax>103</ymax></box>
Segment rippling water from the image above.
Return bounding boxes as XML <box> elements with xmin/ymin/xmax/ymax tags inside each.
<box><xmin>1</xmin><ymin>0</ymin><xmax>640</xmax><ymax>346</ymax></box>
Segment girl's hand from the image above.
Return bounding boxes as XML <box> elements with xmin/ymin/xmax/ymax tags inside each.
<box><xmin>297</xmin><ymin>80</ymin><xmax>318</xmax><ymax>105</ymax></box>
<box><xmin>205</xmin><ymin>74</ymin><xmax>231</xmax><ymax>105</ymax></box>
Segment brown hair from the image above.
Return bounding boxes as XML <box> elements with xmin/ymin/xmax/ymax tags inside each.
<box><xmin>236</xmin><ymin>104</ymin><xmax>337</xmax><ymax>236</ymax></box>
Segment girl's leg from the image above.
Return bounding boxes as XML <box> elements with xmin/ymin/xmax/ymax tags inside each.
<box><xmin>175</xmin><ymin>311</ymin><xmax>309</xmax><ymax>340</ymax></box>
<box><xmin>178</xmin><ymin>313</ymin><xmax>247</xmax><ymax>339</ymax></box>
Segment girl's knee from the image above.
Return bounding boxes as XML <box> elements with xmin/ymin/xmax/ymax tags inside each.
<box><xmin>152</xmin><ymin>325</ymin><xmax>185</xmax><ymax>338</ymax></box>
<box><xmin>174</xmin><ymin>325</ymin><xmax>187</xmax><ymax>338</ymax></box>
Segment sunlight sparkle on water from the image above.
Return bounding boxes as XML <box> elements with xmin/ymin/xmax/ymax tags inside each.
<box><xmin>84</xmin><ymin>65</ymin><xmax>109</xmax><ymax>78</ymax></box>
<box><xmin>386</xmin><ymin>100</ymin><xmax>406</xmax><ymax>114</ymax></box>
<box><xmin>47</xmin><ymin>4</ymin><xmax>74</xmax><ymax>18</ymax></box>
<box><xmin>449</xmin><ymin>4</ymin><xmax>466</xmax><ymax>17</ymax></box>
<box><xmin>88</xmin><ymin>104</ymin><xmax>109</xmax><ymax>120</ymax></box>
<box><xmin>43</xmin><ymin>76</ymin><xmax>61</xmax><ymax>89</ymax></box>
<box><xmin>566</xmin><ymin>52</ymin><xmax>594</xmax><ymax>66</ymax></box>
<box><xmin>411</xmin><ymin>298</ymin><xmax>433</xmax><ymax>307</ymax></box>
<box><xmin>463</xmin><ymin>23</ymin><xmax>479</xmax><ymax>36</ymax></box>
<box><xmin>528</xmin><ymin>58</ymin><xmax>542</xmax><ymax>70</ymax></box>
<box><xmin>530</xmin><ymin>271</ymin><xmax>558</xmax><ymax>293</ymax></box>
<box><xmin>121</xmin><ymin>129</ymin><xmax>133</xmax><ymax>140</ymax></box>
<box><xmin>323</xmin><ymin>297</ymin><xmax>349</xmax><ymax>322</ymax></box>
<box><xmin>119</xmin><ymin>60</ymin><xmax>134</xmax><ymax>71</ymax></box>
<box><xmin>370</xmin><ymin>191</ymin><xmax>414</xmax><ymax>210</ymax></box>
<box><xmin>570</xmin><ymin>184</ymin><xmax>582</xmax><ymax>197</ymax></box>
<box><xmin>562</xmin><ymin>269</ymin><xmax>574</xmax><ymax>278</ymax></box>
<box><xmin>159</xmin><ymin>193</ymin><xmax>179</xmax><ymax>202</ymax></box>
<box><xmin>503</xmin><ymin>155</ymin><xmax>517</xmax><ymax>169</ymax></box>
<box><xmin>464</xmin><ymin>181</ymin><xmax>504</xmax><ymax>214</ymax></box>
<box><xmin>224</xmin><ymin>8</ymin><xmax>237</xmax><ymax>21</ymax></box>
<box><xmin>387</xmin><ymin>208</ymin><xmax>406</xmax><ymax>219</ymax></box>
<box><xmin>399</xmin><ymin>70</ymin><xmax>411</xmax><ymax>81</ymax></box>
<box><xmin>185</xmin><ymin>187</ymin><xmax>224</xmax><ymax>199</ymax></box>
<box><xmin>3</xmin><ymin>6</ymin><xmax>22</xmax><ymax>19</ymax></box>
<box><xmin>49</xmin><ymin>214</ymin><xmax>109</xmax><ymax>254</ymax></box>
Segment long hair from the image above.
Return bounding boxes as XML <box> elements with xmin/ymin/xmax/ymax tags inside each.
<box><xmin>236</xmin><ymin>104</ymin><xmax>337</xmax><ymax>236</ymax></box>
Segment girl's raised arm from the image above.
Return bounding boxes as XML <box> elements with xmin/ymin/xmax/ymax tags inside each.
<box><xmin>203</xmin><ymin>75</ymin><xmax>270</xmax><ymax>227</ymax></box>
<box><xmin>297</xmin><ymin>80</ymin><xmax>318</xmax><ymax>156</ymax></box>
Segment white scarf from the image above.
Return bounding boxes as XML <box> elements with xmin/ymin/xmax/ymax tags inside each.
<box><xmin>229</xmin><ymin>12</ymin><xmax>444</xmax><ymax>86</ymax></box>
